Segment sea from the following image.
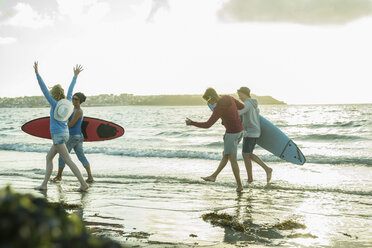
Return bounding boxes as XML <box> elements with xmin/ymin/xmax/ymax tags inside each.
<box><xmin>0</xmin><ymin>104</ymin><xmax>371</xmax><ymax>247</ymax></box>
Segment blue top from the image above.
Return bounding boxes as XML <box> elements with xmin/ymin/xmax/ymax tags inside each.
<box><xmin>36</xmin><ymin>74</ymin><xmax>77</xmax><ymax>134</ymax></box>
<box><xmin>69</xmin><ymin>108</ymin><xmax>84</xmax><ymax>135</ymax></box>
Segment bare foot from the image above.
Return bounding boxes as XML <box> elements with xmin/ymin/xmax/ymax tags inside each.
<box><xmin>79</xmin><ymin>185</ymin><xmax>89</xmax><ymax>192</ymax></box>
<box><xmin>86</xmin><ymin>178</ymin><xmax>94</xmax><ymax>183</ymax></box>
<box><xmin>35</xmin><ymin>185</ymin><xmax>47</xmax><ymax>191</ymax></box>
<box><xmin>52</xmin><ymin>176</ymin><xmax>62</xmax><ymax>182</ymax></box>
<box><xmin>236</xmin><ymin>186</ymin><xmax>243</xmax><ymax>192</ymax></box>
<box><xmin>266</xmin><ymin>168</ymin><xmax>273</xmax><ymax>183</ymax></box>
<box><xmin>201</xmin><ymin>176</ymin><xmax>216</xmax><ymax>182</ymax></box>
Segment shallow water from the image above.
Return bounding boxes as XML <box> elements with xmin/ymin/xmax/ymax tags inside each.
<box><xmin>0</xmin><ymin>104</ymin><xmax>371</xmax><ymax>247</ymax></box>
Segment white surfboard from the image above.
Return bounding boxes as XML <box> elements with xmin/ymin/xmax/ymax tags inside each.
<box><xmin>257</xmin><ymin>116</ymin><xmax>306</xmax><ymax>165</ymax></box>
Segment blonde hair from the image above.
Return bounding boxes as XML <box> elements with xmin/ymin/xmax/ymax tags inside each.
<box><xmin>49</xmin><ymin>84</ymin><xmax>65</xmax><ymax>101</ymax></box>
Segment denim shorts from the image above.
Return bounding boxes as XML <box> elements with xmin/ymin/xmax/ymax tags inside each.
<box><xmin>51</xmin><ymin>132</ymin><xmax>69</xmax><ymax>145</ymax></box>
<box><xmin>242</xmin><ymin>137</ymin><xmax>257</xmax><ymax>154</ymax></box>
<box><xmin>223</xmin><ymin>132</ymin><xmax>243</xmax><ymax>155</ymax></box>
<box><xmin>58</xmin><ymin>133</ymin><xmax>89</xmax><ymax>168</ymax></box>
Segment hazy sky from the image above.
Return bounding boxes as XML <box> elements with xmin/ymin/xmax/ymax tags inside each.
<box><xmin>1</xmin><ymin>0</ymin><xmax>372</xmax><ymax>104</ymax></box>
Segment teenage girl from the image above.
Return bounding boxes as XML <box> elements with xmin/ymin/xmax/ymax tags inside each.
<box><xmin>33</xmin><ymin>61</ymin><xmax>89</xmax><ymax>191</ymax></box>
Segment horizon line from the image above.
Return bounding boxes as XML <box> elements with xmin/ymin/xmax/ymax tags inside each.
<box><xmin>0</xmin><ymin>94</ymin><xmax>371</xmax><ymax>105</ymax></box>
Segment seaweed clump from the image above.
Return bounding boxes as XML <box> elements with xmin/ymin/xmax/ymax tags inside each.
<box><xmin>49</xmin><ymin>202</ymin><xmax>82</xmax><ymax>210</ymax></box>
<box><xmin>0</xmin><ymin>186</ymin><xmax>122</xmax><ymax>248</ymax></box>
<box><xmin>202</xmin><ymin>212</ymin><xmax>249</xmax><ymax>232</ymax></box>
<box><xmin>202</xmin><ymin>212</ymin><xmax>317</xmax><ymax>243</ymax></box>
<box><xmin>271</xmin><ymin>220</ymin><xmax>307</xmax><ymax>230</ymax></box>
<box><xmin>271</xmin><ymin>219</ymin><xmax>318</xmax><ymax>239</ymax></box>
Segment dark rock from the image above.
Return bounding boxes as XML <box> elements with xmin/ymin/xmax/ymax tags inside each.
<box><xmin>0</xmin><ymin>186</ymin><xmax>122</xmax><ymax>248</ymax></box>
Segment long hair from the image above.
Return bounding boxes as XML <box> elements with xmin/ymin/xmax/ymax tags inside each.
<box><xmin>49</xmin><ymin>84</ymin><xmax>65</xmax><ymax>101</ymax></box>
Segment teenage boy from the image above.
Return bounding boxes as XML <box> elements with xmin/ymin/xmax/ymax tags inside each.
<box><xmin>237</xmin><ymin>87</ymin><xmax>272</xmax><ymax>183</ymax></box>
<box><xmin>186</xmin><ymin>88</ymin><xmax>245</xmax><ymax>192</ymax></box>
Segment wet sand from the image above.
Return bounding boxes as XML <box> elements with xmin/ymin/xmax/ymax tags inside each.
<box><xmin>0</xmin><ymin>150</ymin><xmax>370</xmax><ymax>247</ymax></box>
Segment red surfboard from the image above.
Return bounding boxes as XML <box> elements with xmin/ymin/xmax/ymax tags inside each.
<box><xmin>21</xmin><ymin>117</ymin><xmax>124</xmax><ymax>142</ymax></box>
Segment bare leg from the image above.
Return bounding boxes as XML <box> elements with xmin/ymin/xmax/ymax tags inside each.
<box><xmin>53</xmin><ymin>167</ymin><xmax>64</xmax><ymax>181</ymax></box>
<box><xmin>242</xmin><ymin>153</ymin><xmax>253</xmax><ymax>183</ymax></box>
<box><xmin>228</xmin><ymin>154</ymin><xmax>243</xmax><ymax>192</ymax></box>
<box><xmin>250</xmin><ymin>154</ymin><xmax>272</xmax><ymax>183</ymax></box>
<box><xmin>55</xmin><ymin>144</ymin><xmax>89</xmax><ymax>191</ymax></box>
<box><xmin>35</xmin><ymin>145</ymin><xmax>58</xmax><ymax>190</ymax></box>
<box><xmin>84</xmin><ymin>165</ymin><xmax>94</xmax><ymax>182</ymax></box>
<box><xmin>202</xmin><ymin>152</ymin><xmax>228</xmax><ymax>182</ymax></box>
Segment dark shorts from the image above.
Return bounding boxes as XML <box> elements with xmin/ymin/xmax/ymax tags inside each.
<box><xmin>242</xmin><ymin>137</ymin><xmax>257</xmax><ymax>154</ymax></box>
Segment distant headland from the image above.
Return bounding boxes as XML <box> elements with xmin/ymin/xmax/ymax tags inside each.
<box><xmin>0</xmin><ymin>94</ymin><xmax>285</xmax><ymax>108</ymax></box>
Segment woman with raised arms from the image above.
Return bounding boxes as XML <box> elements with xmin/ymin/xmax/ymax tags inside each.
<box><xmin>33</xmin><ymin>61</ymin><xmax>89</xmax><ymax>191</ymax></box>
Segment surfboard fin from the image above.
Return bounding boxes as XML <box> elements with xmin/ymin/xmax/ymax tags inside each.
<box><xmin>280</xmin><ymin>140</ymin><xmax>306</xmax><ymax>165</ymax></box>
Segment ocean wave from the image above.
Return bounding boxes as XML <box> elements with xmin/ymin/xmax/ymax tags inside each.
<box><xmin>155</xmin><ymin>131</ymin><xmax>191</xmax><ymax>137</ymax></box>
<box><xmin>338</xmin><ymin>121</ymin><xmax>363</xmax><ymax>127</ymax></box>
<box><xmin>0</xmin><ymin>143</ymin><xmax>50</xmax><ymax>153</ymax></box>
<box><xmin>0</xmin><ymin>143</ymin><xmax>222</xmax><ymax>160</ymax></box>
<box><xmin>0</xmin><ymin>142</ymin><xmax>280</xmax><ymax>162</ymax></box>
<box><xmin>0</xmin><ymin>127</ymin><xmax>15</xmax><ymax>131</ymax></box>
<box><xmin>88</xmin><ymin>147</ymin><xmax>223</xmax><ymax>160</ymax></box>
<box><xmin>1</xmin><ymin>143</ymin><xmax>371</xmax><ymax>167</ymax></box>
<box><xmin>296</xmin><ymin>134</ymin><xmax>366</xmax><ymax>141</ymax></box>
<box><xmin>305</xmin><ymin>155</ymin><xmax>372</xmax><ymax>167</ymax></box>
<box><xmin>276</xmin><ymin>121</ymin><xmax>365</xmax><ymax>129</ymax></box>
<box><xmin>206</xmin><ymin>141</ymin><xmax>224</xmax><ymax>147</ymax></box>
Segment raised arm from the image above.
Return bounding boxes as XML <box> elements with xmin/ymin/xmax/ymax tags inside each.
<box><xmin>186</xmin><ymin>110</ymin><xmax>220</xmax><ymax>129</ymax></box>
<box><xmin>67</xmin><ymin>64</ymin><xmax>83</xmax><ymax>100</ymax></box>
<box><xmin>34</xmin><ymin>61</ymin><xmax>56</xmax><ymax>106</ymax></box>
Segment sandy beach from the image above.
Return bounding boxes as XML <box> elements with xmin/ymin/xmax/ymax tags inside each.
<box><xmin>1</xmin><ymin>148</ymin><xmax>371</xmax><ymax>247</ymax></box>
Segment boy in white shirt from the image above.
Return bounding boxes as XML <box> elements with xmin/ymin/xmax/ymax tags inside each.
<box><xmin>237</xmin><ymin>87</ymin><xmax>272</xmax><ymax>183</ymax></box>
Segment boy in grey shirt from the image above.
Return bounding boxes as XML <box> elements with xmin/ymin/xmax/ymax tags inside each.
<box><xmin>237</xmin><ymin>87</ymin><xmax>272</xmax><ymax>183</ymax></box>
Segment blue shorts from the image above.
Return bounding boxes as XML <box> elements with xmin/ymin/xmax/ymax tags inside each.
<box><xmin>242</xmin><ymin>137</ymin><xmax>257</xmax><ymax>154</ymax></box>
<box><xmin>51</xmin><ymin>132</ymin><xmax>69</xmax><ymax>145</ymax></box>
<box><xmin>58</xmin><ymin>134</ymin><xmax>90</xmax><ymax>168</ymax></box>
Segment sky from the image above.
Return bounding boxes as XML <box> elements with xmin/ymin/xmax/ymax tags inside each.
<box><xmin>0</xmin><ymin>0</ymin><xmax>372</xmax><ymax>104</ymax></box>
